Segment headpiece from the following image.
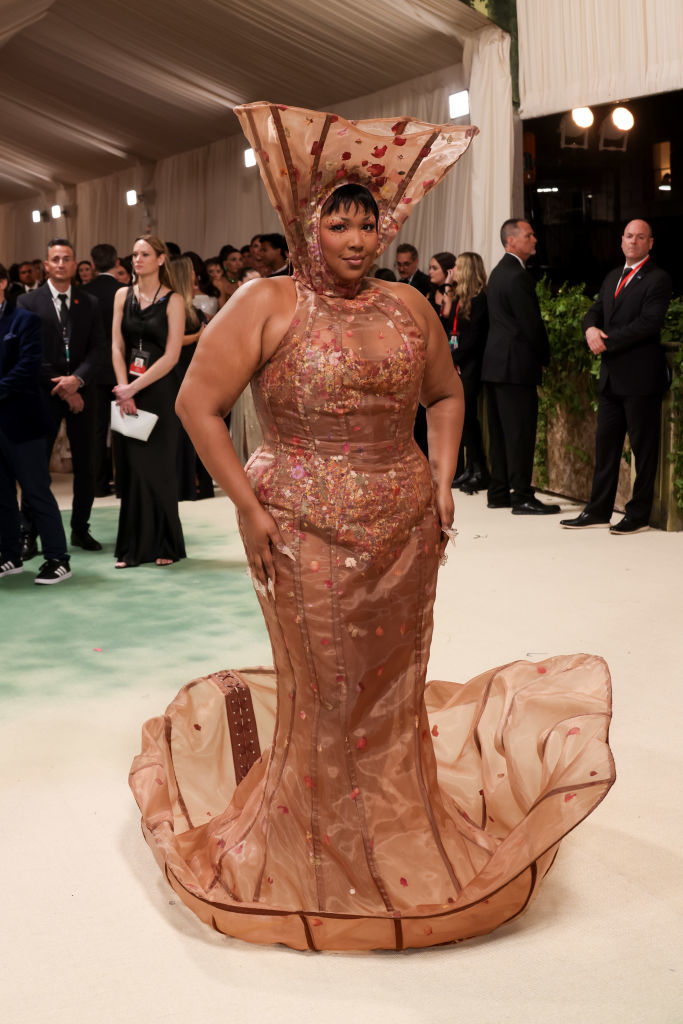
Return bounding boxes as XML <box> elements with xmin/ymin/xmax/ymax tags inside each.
<box><xmin>235</xmin><ymin>101</ymin><xmax>477</xmax><ymax>297</ymax></box>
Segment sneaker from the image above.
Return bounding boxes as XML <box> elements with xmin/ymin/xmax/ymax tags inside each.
<box><xmin>34</xmin><ymin>558</ymin><xmax>72</xmax><ymax>585</ymax></box>
<box><xmin>0</xmin><ymin>557</ymin><xmax>24</xmax><ymax>577</ymax></box>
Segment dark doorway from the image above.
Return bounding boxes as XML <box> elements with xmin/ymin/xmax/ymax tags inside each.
<box><xmin>523</xmin><ymin>90</ymin><xmax>682</xmax><ymax>295</ymax></box>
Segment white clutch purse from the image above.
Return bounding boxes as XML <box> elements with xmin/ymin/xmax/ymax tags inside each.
<box><xmin>110</xmin><ymin>401</ymin><xmax>159</xmax><ymax>442</ymax></box>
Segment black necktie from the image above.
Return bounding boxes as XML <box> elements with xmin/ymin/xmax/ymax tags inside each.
<box><xmin>57</xmin><ymin>294</ymin><xmax>71</xmax><ymax>361</ymax></box>
<box><xmin>617</xmin><ymin>265</ymin><xmax>636</xmax><ymax>287</ymax></box>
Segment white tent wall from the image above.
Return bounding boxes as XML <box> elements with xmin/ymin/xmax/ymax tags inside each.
<box><xmin>518</xmin><ymin>0</ymin><xmax>683</xmax><ymax>118</ymax></box>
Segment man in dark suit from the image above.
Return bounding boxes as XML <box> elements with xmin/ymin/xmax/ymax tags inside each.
<box><xmin>396</xmin><ymin>244</ymin><xmax>430</xmax><ymax>295</ymax></box>
<box><xmin>482</xmin><ymin>218</ymin><xmax>560</xmax><ymax>515</ymax></box>
<box><xmin>17</xmin><ymin>238</ymin><xmax>105</xmax><ymax>554</ymax></box>
<box><xmin>0</xmin><ymin>263</ymin><xmax>71</xmax><ymax>584</ymax></box>
<box><xmin>260</xmin><ymin>233</ymin><xmax>290</xmax><ymax>277</ymax></box>
<box><xmin>83</xmin><ymin>243</ymin><xmax>124</xmax><ymax>496</ymax></box>
<box><xmin>561</xmin><ymin>220</ymin><xmax>672</xmax><ymax>534</ymax></box>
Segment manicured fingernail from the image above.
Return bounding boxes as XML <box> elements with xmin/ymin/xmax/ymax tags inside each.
<box><xmin>267</xmin><ymin>578</ymin><xmax>275</xmax><ymax>597</ymax></box>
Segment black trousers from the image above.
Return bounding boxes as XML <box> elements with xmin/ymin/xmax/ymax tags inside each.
<box><xmin>21</xmin><ymin>391</ymin><xmax>95</xmax><ymax>538</ymax></box>
<box><xmin>585</xmin><ymin>384</ymin><xmax>662</xmax><ymax>523</ymax></box>
<box><xmin>460</xmin><ymin>374</ymin><xmax>486</xmax><ymax>470</ymax></box>
<box><xmin>0</xmin><ymin>428</ymin><xmax>67</xmax><ymax>561</ymax></box>
<box><xmin>485</xmin><ymin>382</ymin><xmax>538</xmax><ymax>505</ymax></box>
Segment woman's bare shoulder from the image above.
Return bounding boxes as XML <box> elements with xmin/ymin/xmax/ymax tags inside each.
<box><xmin>370</xmin><ymin>278</ymin><xmax>432</xmax><ymax>324</ymax></box>
<box><xmin>229</xmin><ymin>275</ymin><xmax>296</xmax><ymax>309</ymax></box>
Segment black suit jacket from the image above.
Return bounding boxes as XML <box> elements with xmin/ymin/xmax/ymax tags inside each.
<box><xmin>583</xmin><ymin>260</ymin><xmax>672</xmax><ymax>396</ymax></box>
<box><xmin>83</xmin><ymin>274</ymin><xmax>124</xmax><ymax>387</ymax></box>
<box><xmin>17</xmin><ymin>282</ymin><xmax>105</xmax><ymax>389</ymax></box>
<box><xmin>481</xmin><ymin>253</ymin><xmax>549</xmax><ymax>386</ymax></box>
<box><xmin>408</xmin><ymin>269</ymin><xmax>430</xmax><ymax>296</ymax></box>
<box><xmin>0</xmin><ymin>305</ymin><xmax>53</xmax><ymax>442</ymax></box>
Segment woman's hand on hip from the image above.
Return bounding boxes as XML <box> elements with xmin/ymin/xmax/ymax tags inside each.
<box><xmin>239</xmin><ymin>503</ymin><xmax>287</xmax><ymax>595</ymax></box>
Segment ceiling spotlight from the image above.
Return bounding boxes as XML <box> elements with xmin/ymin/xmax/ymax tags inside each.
<box><xmin>51</xmin><ymin>204</ymin><xmax>62</xmax><ymax>219</ymax></box>
<box><xmin>571</xmin><ymin>107</ymin><xmax>594</xmax><ymax>129</ymax></box>
<box><xmin>611</xmin><ymin>106</ymin><xmax>634</xmax><ymax>131</ymax></box>
<box><xmin>32</xmin><ymin>209</ymin><xmax>41</xmax><ymax>224</ymax></box>
<box><xmin>126</xmin><ymin>189</ymin><xmax>138</xmax><ymax>206</ymax></box>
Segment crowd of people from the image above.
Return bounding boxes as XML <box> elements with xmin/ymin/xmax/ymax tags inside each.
<box><xmin>0</xmin><ymin>213</ymin><xmax>672</xmax><ymax>586</ymax></box>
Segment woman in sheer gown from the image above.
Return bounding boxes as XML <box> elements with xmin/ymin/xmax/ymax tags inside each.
<box><xmin>112</xmin><ymin>236</ymin><xmax>186</xmax><ymax>567</ymax></box>
<box><xmin>129</xmin><ymin>103</ymin><xmax>614</xmax><ymax>952</ymax></box>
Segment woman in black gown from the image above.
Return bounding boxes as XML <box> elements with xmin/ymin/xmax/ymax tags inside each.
<box><xmin>441</xmin><ymin>252</ymin><xmax>489</xmax><ymax>492</ymax></box>
<box><xmin>112</xmin><ymin>235</ymin><xmax>186</xmax><ymax>567</ymax></box>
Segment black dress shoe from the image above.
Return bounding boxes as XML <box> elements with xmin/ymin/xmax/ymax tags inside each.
<box><xmin>461</xmin><ymin>471</ymin><xmax>487</xmax><ymax>494</ymax></box>
<box><xmin>71</xmin><ymin>530</ymin><xmax>103</xmax><ymax>551</ymax></box>
<box><xmin>487</xmin><ymin>497</ymin><xmax>512</xmax><ymax>508</ymax></box>
<box><xmin>609</xmin><ymin>516</ymin><xmax>649</xmax><ymax>535</ymax></box>
<box><xmin>560</xmin><ymin>510</ymin><xmax>611</xmax><ymax>529</ymax></box>
<box><xmin>452</xmin><ymin>468</ymin><xmax>471</xmax><ymax>489</ymax></box>
<box><xmin>512</xmin><ymin>498</ymin><xmax>561</xmax><ymax>515</ymax></box>
<box><xmin>21</xmin><ymin>534</ymin><xmax>38</xmax><ymax>561</ymax></box>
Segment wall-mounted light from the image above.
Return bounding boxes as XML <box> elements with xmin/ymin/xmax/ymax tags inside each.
<box><xmin>449</xmin><ymin>90</ymin><xmax>469</xmax><ymax>119</ymax></box>
<box><xmin>32</xmin><ymin>209</ymin><xmax>41</xmax><ymax>223</ymax></box>
<box><xmin>51</xmin><ymin>204</ymin><xmax>63</xmax><ymax>219</ymax></box>
<box><xmin>598</xmin><ymin>105</ymin><xmax>635</xmax><ymax>151</ymax></box>
<box><xmin>611</xmin><ymin>106</ymin><xmax>634</xmax><ymax>131</ymax></box>
<box><xmin>571</xmin><ymin>107</ymin><xmax>594</xmax><ymax>129</ymax></box>
<box><xmin>560</xmin><ymin>113</ymin><xmax>589</xmax><ymax>150</ymax></box>
<box><xmin>244</xmin><ymin>148</ymin><xmax>256</xmax><ymax>168</ymax></box>
<box><xmin>537</xmin><ymin>187</ymin><xmax>559</xmax><ymax>193</ymax></box>
<box><xmin>126</xmin><ymin>189</ymin><xmax>138</xmax><ymax>206</ymax></box>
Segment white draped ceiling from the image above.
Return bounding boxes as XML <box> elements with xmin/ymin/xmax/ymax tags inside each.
<box><xmin>518</xmin><ymin>0</ymin><xmax>683</xmax><ymax>118</ymax></box>
<box><xmin>0</xmin><ymin>0</ymin><xmax>513</xmax><ymax>273</ymax></box>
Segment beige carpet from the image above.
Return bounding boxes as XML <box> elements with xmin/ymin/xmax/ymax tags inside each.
<box><xmin>1</xmin><ymin>477</ymin><xmax>681</xmax><ymax>1023</ymax></box>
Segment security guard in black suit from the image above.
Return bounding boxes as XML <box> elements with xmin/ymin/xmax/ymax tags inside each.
<box><xmin>561</xmin><ymin>219</ymin><xmax>672</xmax><ymax>534</ymax></box>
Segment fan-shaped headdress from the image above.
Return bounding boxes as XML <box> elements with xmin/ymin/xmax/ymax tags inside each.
<box><xmin>235</xmin><ymin>101</ymin><xmax>477</xmax><ymax>297</ymax></box>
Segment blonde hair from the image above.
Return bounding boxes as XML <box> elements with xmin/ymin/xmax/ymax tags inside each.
<box><xmin>133</xmin><ymin>235</ymin><xmax>175</xmax><ymax>292</ymax></box>
<box><xmin>454</xmin><ymin>252</ymin><xmax>487</xmax><ymax>319</ymax></box>
<box><xmin>171</xmin><ymin>256</ymin><xmax>200</xmax><ymax>332</ymax></box>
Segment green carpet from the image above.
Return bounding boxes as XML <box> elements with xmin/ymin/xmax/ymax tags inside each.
<box><xmin>0</xmin><ymin>502</ymin><xmax>270</xmax><ymax>711</ymax></box>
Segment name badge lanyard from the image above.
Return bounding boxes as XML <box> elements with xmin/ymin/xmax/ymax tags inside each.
<box><xmin>449</xmin><ymin>300</ymin><xmax>460</xmax><ymax>352</ymax></box>
<box><xmin>614</xmin><ymin>256</ymin><xmax>649</xmax><ymax>299</ymax></box>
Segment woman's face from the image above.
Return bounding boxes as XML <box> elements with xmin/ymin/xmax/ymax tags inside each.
<box><xmin>225</xmin><ymin>251</ymin><xmax>243</xmax><ymax>276</ymax></box>
<box><xmin>319</xmin><ymin>203</ymin><xmax>378</xmax><ymax>283</ymax></box>
<box><xmin>78</xmin><ymin>261</ymin><xmax>93</xmax><ymax>284</ymax></box>
<box><xmin>206</xmin><ymin>262</ymin><xmax>225</xmax><ymax>283</ymax></box>
<box><xmin>133</xmin><ymin>240</ymin><xmax>163</xmax><ymax>278</ymax></box>
<box><xmin>113</xmin><ymin>264</ymin><xmax>131</xmax><ymax>284</ymax></box>
<box><xmin>428</xmin><ymin>258</ymin><xmax>446</xmax><ymax>286</ymax></box>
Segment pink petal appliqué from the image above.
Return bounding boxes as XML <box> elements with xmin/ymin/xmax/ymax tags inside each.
<box><xmin>400</xmin><ymin>876</ymin><xmax>408</xmax><ymax>887</ymax></box>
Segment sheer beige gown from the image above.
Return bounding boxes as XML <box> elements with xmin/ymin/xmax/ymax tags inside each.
<box><xmin>129</xmin><ymin>103</ymin><xmax>614</xmax><ymax>951</ymax></box>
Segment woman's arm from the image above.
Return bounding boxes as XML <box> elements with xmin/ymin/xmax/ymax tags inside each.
<box><xmin>177</xmin><ymin>277</ymin><xmax>297</xmax><ymax>586</ymax></box>
<box><xmin>381</xmin><ymin>281</ymin><xmax>464</xmax><ymax>535</ymax></box>
<box><xmin>111</xmin><ymin>288</ymin><xmax>136</xmax><ymax>414</ymax></box>
<box><xmin>182</xmin><ymin>322</ymin><xmax>204</xmax><ymax>347</ymax></box>
<box><xmin>421</xmin><ymin>305</ymin><xmax>465</xmax><ymax>534</ymax></box>
<box><xmin>113</xmin><ymin>293</ymin><xmax>184</xmax><ymax>407</ymax></box>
